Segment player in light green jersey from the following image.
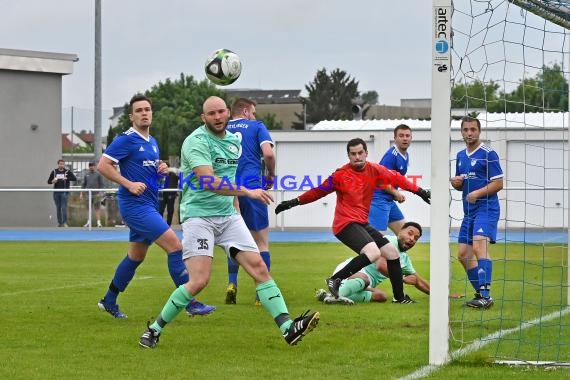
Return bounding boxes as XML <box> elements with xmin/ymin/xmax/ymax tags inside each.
<box><xmin>139</xmin><ymin>96</ymin><xmax>319</xmax><ymax>348</ymax></box>
<box><xmin>317</xmin><ymin>222</ymin><xmax>429</xmax><ymax>304</ymax></box>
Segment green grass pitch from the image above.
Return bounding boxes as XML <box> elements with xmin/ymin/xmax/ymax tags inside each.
<box><xmin>0</xmin><ymin>241</ymin><xmax>567</xmax><ymax>379</ymax></box>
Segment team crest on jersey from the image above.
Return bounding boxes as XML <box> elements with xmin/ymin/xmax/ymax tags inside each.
<box><xmin>228</xmin><ymin>144</ymin><xmax>239</xmax><ymax>154</ymax></box>
<box><xmin>153</xmin><ymin>146</ymin><xmax>157</xmax><ymax>153</ymax></box>
<box><xmin>471</xmin><ymin>159</ymin><xmax>477</xmax><ymax>166</ymax></box>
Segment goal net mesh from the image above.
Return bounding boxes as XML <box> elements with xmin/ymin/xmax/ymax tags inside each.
<box><xmin>449</xmin><ymin>0</ymin><xmax>570</xmax><ymax>365</ymax></box>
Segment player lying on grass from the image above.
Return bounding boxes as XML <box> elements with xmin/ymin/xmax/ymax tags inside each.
<box><xmin>316</xmin><ymin>222</ymin><xmax>425</xmax><ymax>304</ymax></box>
<box><xmin>316</xmin><ymin>222</ymin><xmax>464</xmax><ymax>304</ymax></box>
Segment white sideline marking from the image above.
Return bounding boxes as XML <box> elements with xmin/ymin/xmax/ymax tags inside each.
<box><xmin>0</xmin><ymin>276</ymin><xmax>153</xmax><ymax>297</ymax></box>
<box><xmin>399</xmin><ymin>307</ymin><xmax>570</xmax><ymax>380</ymax></box>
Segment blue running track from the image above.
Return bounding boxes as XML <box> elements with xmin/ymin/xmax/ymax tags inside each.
<box><xmin>0</xmin><ymin>228</ymin><xmax>566</xmax><ymax>243</ymax></box>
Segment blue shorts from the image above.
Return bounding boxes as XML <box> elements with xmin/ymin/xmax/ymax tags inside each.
<box><xmin>368</xmin><ymin>199</ymin><xmax>404</xmax><ymax>231</ymax></box>
<box><xmin>458</xmin><ymin>208</ymin><xmax>499</xmax><ymax>245</ymax></box>
<box><xmin>238</xmin><ymin>196</ymin><xmax>268</xmax><ymax>231</ymax></box>
<box><xmin>120</xmin><ymin>204</ymin><xmax>170</xmax><ymax>245</ymax></box>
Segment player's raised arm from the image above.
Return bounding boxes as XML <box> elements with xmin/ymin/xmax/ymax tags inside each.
<box><xmin>373</xmin><ymin>164</ymin><xmax>430</xmax><ymax>204</ymax></box>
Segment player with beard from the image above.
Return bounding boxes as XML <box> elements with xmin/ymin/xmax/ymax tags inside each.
<box><xmin>139</xmin><ymin>96</ymin><xmax>319</xmax><ymax>348</ymax></box>
<box><xmin>317</xmin><ymin>222</ymin><xmax>431</xmax><ymax>304</ymax></box>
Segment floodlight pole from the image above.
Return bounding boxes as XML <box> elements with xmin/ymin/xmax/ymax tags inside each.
<box><xmin>94</xmin><ymin>0</ymin><xmax>102</xmax><ymax>161</ymax></box>
<box><xmin>430</xmin><ymin>0</ymin><xmax>452</xmax><ymax>365</ymax></box>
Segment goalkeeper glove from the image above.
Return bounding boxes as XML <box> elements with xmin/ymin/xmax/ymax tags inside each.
<box><xmin>415</xmin><ymin>187</ymin><xmax>431</xmax><ymax>204</ymax></box>
<box><xmin>275</xmin><ymin>198</ymin><xmax>300</xmax><ymax>214</ymax></box>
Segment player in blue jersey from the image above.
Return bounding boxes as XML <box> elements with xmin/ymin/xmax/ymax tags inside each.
<box><xmin>450</xmin><ymin>116</ymin><xmax>504</xmax><ymax>309</ymax></box>
<box><xmin>96</xmin><ymin>94</ymin><xmax>215</xmax><ymax>318</ymax></box>
<box><xmin>139</xmin><ymin>96</ymin><xmax>319</xmax><ymax>348</ymax></box>
<box><xmin>224</xmin><ymin>98</ymin><xmax>276</xmax><ymax>305</ymax></box>
<box><xmin>369</xmin><ymin>124</ymin><xmax>413</xmax><ymax>234</ymax></box>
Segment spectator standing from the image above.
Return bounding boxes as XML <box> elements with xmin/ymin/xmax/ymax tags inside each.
<box><xmin>80</xmin><ymin>162</ymin><xmax>105</xmax><ymax>227</ymax></box>
<box><xmin>47</xmin><ymin>159</ymin><xmax>77</xmax><ymax>227</ymax></box>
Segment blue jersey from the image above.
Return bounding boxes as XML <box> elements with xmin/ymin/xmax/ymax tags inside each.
<box><xmin>372</xmin><ymin>146</ymin><xmax>409</xmax><ymax>201</ymax></box>
<box><xmin>103</xmin><ymin>127</ymin><xmax>161</xmax><ymax>211</ymax></box>
<box><xmin>455</xmin><ymin>143</ymin><xmax>503</xmax><ymax>213</ymax></box>
<box><xmin>226</xmin><ymin>118</ymin><xmax>273</xmax><ymax>189</ymax></box>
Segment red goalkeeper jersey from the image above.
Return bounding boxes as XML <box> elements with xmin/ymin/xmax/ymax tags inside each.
<box><xmin>298</xmin><ymin>162</ymin><xmax>419</xmax><ymax>234</ymax></box>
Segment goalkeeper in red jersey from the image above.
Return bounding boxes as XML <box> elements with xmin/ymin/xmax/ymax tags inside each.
<box><xmin>275</xmin><ymin>138</ymin><xmax>431</xmax><ymax>303</ymax></box>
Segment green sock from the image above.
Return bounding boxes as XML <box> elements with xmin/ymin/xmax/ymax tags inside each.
<box><xmin>256</xmin><ymin>279</ymin><xmax>291</xmax><ymax>333</ymax></box>
<box><xmin>150</xmin><ymin>285</ymin><xmax>193</xmax><ymax>333</ymax></box>
<box><xmin>339</xmin><ymin>278</ymin><xmax>366</xmax><ymax>298</ymax></box>
<box><xmin>349</xmin><ymin>290</ymin><xmax>372</xmax><ymax>303</ymax></box>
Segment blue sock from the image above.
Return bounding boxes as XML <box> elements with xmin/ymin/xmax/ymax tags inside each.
<box><xmin>478</xmin><ymin>258</ymin><xmax>493</xmax><ymax>298</ymax></box>
<box><xmin>227</xmin><ymin>256</ymin><xmax>239</xmax><ymax>285</ymax></box>
<box><xmin>466</xmin><ymin>267</ymin><xmax>479</xmax><ymax>292</ymax></box>
<box><xmin>260</xmin><ymin>251</ymin><xmax>271</xmax><ymax>272</ymax></box>
<box><xmin>167</xmin><ymin>250</ymin><xmax>188</xmax><ymax>287</ymax></box>
<box><xmin>104</xmin><ymin>255</ymin><xmax>142</xmax><ymax>305</ymax></box>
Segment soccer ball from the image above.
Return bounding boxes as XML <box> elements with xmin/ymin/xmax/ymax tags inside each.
<box><xmin>204</xmin><ymin>49</ymin><xmax>242</xmax><ymax>86</ymax></box>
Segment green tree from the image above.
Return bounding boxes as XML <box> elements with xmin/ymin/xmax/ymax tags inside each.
<box><xmin>451</xmin><ymin>63</ymin><xmax>568</xmax><ymax>113</ymax></box>
<box><xmin>258</xmin><ymin>112</ymin><xmax>283</xmax><ymax>130</ymax></box>
<box><xmin>64</xmin><ymin>145</ymin><xmax>93</xmax><ymax>154</ymax></box>
<box><xmin>451</xmin><ymin>79</ymin><xmax>501</xmax><ymax>111</ymax></box>
<box><xmin>292</xmin><ymin>68</ymin><xmax>360</xmax><ymax>129</ymax></box>
<box><xmin>504</xmin><ymin>63</ymin><xmax>568</xmax><ymax>112</ymax></box>
<box><xmin>110</xmin><ymin>73</ymin><xmax>224</xmax><ymax>159</ymax></box>
<box><xmin>361</xmin><ymin>90</ymin><xmax>379</xmax><ymax>105</ymax></box>
<box><xmin>106</xmin><ymin>123</ymin><xmax>119</xmax><ymax>146</ymax></box>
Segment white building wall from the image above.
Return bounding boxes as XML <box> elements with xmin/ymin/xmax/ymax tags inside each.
<box><xmin>505</xmin><ymin>141</ymin><xmax>568</xmax><ymax>228</ymax></box>
<box><xmin>269</xmin><ymin>127</ymin><xmax>568</xmax><ymax>230</ymax></box>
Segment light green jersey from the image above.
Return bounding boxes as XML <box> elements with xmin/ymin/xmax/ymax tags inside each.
<box><xmin>363</xmin><ymin>235</ymin><xmax>416</xmax><ymax>287</ymax></box>
<box><xmin>179</xmin><ymin>125</ymin><xmax>241</xmax><ymax>221</ymax></box>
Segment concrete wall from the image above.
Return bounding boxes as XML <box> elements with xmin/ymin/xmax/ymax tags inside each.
<box><xmin>0</xmin><ymin>70</ymin><xmax>62</xmax><ymax>187</ymax></box>
<box><xmin>0</xmin><ymin>49</ymin><xmax>76</xmax><ymax>227</ymax></box>
<box><xmin>367</xmin><ymin>104</ymin><xmax>431</xmax><ymax>120</ymax></box>
<box><xmin>256</xmin><ymin>103</ymin><xmax>303</xmax><ymax>130</ymax></box>
<box><xmin>0</xmin><ymin>71</ymin><xmax>64</xmax><ymax>226</ymax></box>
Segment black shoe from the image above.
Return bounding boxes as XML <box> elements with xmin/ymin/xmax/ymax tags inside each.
<box><xmin>466</xmin><ymin>293</ymin><xmax>494</xmax><ymax>309</ymax></box>
<box><xmin>139</xmin><ymin>323</ymin><xmax>160</xmax><ymax>349</ymax></box>
<box><xmin>325</xmin><ymin>277</ymin><xmax>342</xmax><ymax>298</ymax></box>
<box><xmin>392</xmin><ymin>294</ymin><xmax>417</xmax><ymax>304</ymax></box>
<box><xmin>283</xmin><ymin>310</ymin><xmax>320</xmax><ymax>346</ymax></box>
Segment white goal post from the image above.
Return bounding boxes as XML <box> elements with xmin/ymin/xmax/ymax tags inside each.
<box><xmin>430</xmin><ymin>0</ymin><xmax>453</xmax><ymax>365</ymax></box>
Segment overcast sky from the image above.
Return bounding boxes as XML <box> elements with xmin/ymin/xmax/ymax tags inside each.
<box><xmin>1</xmin><ymin>0</ymin><xmax>433</xmax><ymax>112</ymax></box>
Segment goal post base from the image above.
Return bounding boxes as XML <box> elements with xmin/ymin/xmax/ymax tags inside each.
<box><xmin>495</xmin><ymin>360</ymin><xmax>570</xmax><ymax>368</ymax></box>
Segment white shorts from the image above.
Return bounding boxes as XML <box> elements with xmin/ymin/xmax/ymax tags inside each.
<box><xmin>332</xmin><ymin>258</ymin><xmax>373</xmax><ymax>286</ymax></box>
<box><xmin>181</xmin><ymin>214</ymin><xmax>259</xmax><ymax>260</ymax></box>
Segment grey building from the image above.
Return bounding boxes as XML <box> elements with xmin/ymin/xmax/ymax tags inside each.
<box><xmin>0</xmin><ymin>48</ymin><xmax>77</xmax><ymax>226</ymax></box>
